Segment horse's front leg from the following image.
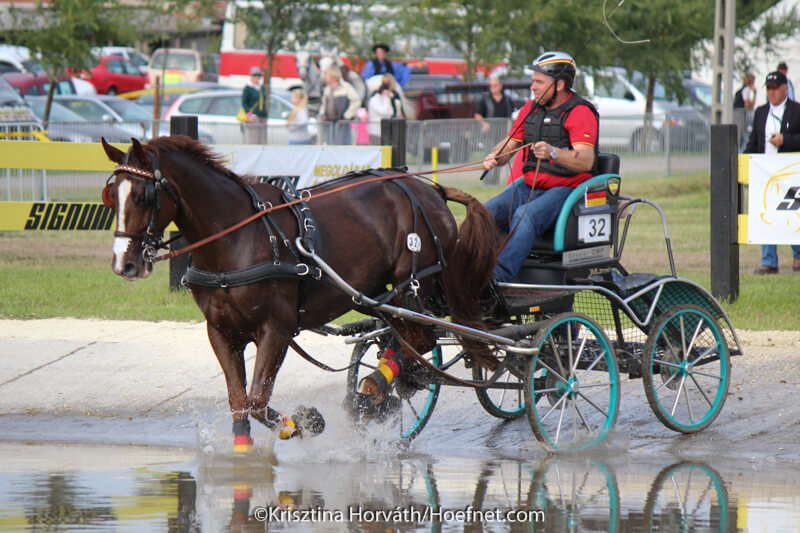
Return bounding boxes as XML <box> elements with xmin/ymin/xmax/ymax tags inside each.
<box><xmin>206</xmin><ymin>324</ymin><xmax>252</xmax><ymax>452</ymax></box>
<box><xmin>248</xmin><ymin>330</ymin><xmax>325</xmax><ymax>439</ymax></box>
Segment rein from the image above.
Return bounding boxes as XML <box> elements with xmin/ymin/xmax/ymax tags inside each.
<box><xmin>147</xmin><ymin>145</ymin><xmax>531</xmax><ymax>263</ymax></box>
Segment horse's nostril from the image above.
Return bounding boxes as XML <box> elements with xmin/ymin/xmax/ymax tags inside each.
<box><xmin>123</xmin><ymin>263</ymin><xmax>137</xmax><ymax>277</ymax></box>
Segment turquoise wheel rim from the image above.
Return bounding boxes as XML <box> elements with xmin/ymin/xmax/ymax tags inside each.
<box><xmin>645</xmin><ymin>462</ymin><xmax>728</xmax><ymax>532</ymax></box>
<box><xmin>528</xmin><ymin>314</ymin><xmax>620</xmax><ymax>452</ymax></box>
<box><xmin>646</xmin><ymin>307</ymin><xmax>729</xmax><ymax>432</ymax></box>
<box><xmin>473</xmin><ymin>355</ymin><xmax>526</xmax><ymax>419</ymax></box>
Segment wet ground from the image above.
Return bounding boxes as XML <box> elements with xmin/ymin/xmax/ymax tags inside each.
<box><xmin>1</xmin><ymin>319</ymin><xmax>799</xmax><ymax>531</ymax></box>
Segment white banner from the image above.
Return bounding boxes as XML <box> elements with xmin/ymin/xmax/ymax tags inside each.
<box><xmin>747</xmin><ymin>154</ymin><xmax>800</xmax><ymax>244</ymax></box>
<box><xmin>212</xmin><ymin>145</ymin><xmax>385</xmax><ymax>189</ymax></box>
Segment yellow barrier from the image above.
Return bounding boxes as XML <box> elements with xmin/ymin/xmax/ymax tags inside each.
<box><xmin>0</xmin><ymin>130</ymin><xmax>51</xmax><ymax>141</ymax></box>
<box><xmin>0</xmin><ymin>140</ymin><xmax>128</xmax><ymax>171</ymax></box>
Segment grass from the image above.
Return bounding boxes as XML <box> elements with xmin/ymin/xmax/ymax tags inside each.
<box><xmin>1</xmin><ymin>171</ymin><xmax>798</xmax><ymax>330</ymax></box>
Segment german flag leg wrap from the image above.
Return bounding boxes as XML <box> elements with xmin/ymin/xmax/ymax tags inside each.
<box><xmin>233</xmin><ymin>419</ymin><xmax>253</xmax><ymax>453</ymax></box>
<box><xmin>362</xmin><ymin>348</ymin><xmax>408</xmax><ymax>394</ymax></box>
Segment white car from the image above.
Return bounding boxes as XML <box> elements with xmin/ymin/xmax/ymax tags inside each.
<box><xmin>575</xmin><ymin>68</ymin><xmax>707</xmax><ymax>151</ymax></box>
<box><xmin>92</xmin><ymin>46</ymin><xmax>150</xmax><ymax>75</ymax></box>
<box><xmin>164</xmin><ymin>89</ymin><xmax>316</xmax><ymax>144</ymax></box>
<box><xmin>54</xmin><ymin>94</ymin><xmax>215</xmax><ymax>144</ymax></box>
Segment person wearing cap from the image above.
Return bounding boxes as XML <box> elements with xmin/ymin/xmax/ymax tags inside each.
<box><xmin>360</xmin><ymin>42</ymin><xmax>411</xmax><ymax>87</ymax></box>
<box><xmin>241</xmin><ymin>66</ymin><xmax>267</xmax><ymax>144</ymax></box>
<box><xmin>777</xmin><ymin>61</ymin><xmax>795</xmax><ymax>101</ymax></box>
<box><xmin>744</xmin><ymin>70</ymin><xmax>800</xmax><ymax>274</ymax></box>
<box><xmin>482</xmin><ymin>51</ymin><xmax>599</xmax><ymax>282</ymax></box>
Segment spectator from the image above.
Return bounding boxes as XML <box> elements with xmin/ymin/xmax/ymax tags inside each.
<box><xmin>241</xmin><ymin>66</ymin><xmax>267</xmax><ymax>144</ymax></box>
<box><xmin>319</xmin><ymin>65</ymin><xmax>361</xmax><ymax>145</ymax></box>
<box><xmin>734</xmin><ymin>72</ymin><xmax>757</xmax><ymax>149</ymax></box>
<box><xmin>367</xmin><ymin>73</ymin><xmax>404</xmax><ymax>145</ymax></box>
<box><xmin>475</xmin><ymin>76</ymin><xmax>515</xmax><ymax>132</ymax></box>
<box><xmin>287</xmin><ymin>88</ymin><xmax>311</xmax><ymax>145</ymax></box>
<box><xmin>360</xmin><ymin>43</ymin><xmax>411</xmax><ymax>88</ymax></box>
<box><xmin>482</xmin><ymin>51</ymin><xmax>598</xmax><ymax>282</ymax></box>
<box><xmin>744</xmin><ymin>71</ymin><xmax>800</xmax><ymax>274</ymax></box>
<box><xmin>777</xmin><ymin>61</ymin><xmax>795</xmax><ymax>100</ymax></box>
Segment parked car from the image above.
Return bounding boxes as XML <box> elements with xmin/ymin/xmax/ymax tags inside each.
<box><xmin>24</xmin><ymin>96</ymin><xmax>130</xmax><ymax>143</ymax></box>
<box><xmin>0</xmin><ymin>76</ymin><xmax>39</xmax><ymax>126</ymax></box>
<box><xmin>409</xmin><ymin>80</ymin><xmax>529</xmax><ymax>120</ymax></box>
<box><xmin>0</xmin><ymin>45</ymin><xmax>43</xmax><ymax>75</ymax></box>
<box><xmin>120</xmin><ymin>81</ymin><xmax>226</xmax><ymax>118</ymax></box>
<box><xmin>75</xmin><ymin>55</ymin><xmax>147</xmax><ymax>95</ymax></box>
<box><xmin>163</xmin><ymin>89</ymin><xmax>315</xmax><ymax>144</ymax></box>
<box><xmin>147</xmin><ymin>48</ymin><xmax>205</xmax><ymax>87</ymax></box>
<box><xmin>2</xmin><ymin>72</ymin><xmax>77</xmax><ymax>97</ymax></box>
<box><xmin>91</xmin><ymin>46</ymin><xmax>150</xmax><ymax>75</ymax></box>
<box><xmin>574</xmin><ymin>68</ymin><xmax>708</xmax><ymax>151</ymax></box>
<box><xmin>54</xmin><ymin>94</ymin><xmax>215</xmax><ymax>144</ymax></box>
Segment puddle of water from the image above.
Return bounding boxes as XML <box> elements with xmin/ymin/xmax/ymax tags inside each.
<box><xmin>1</xmin><ymin>441</ymin><xmax>799</xmax><ymax>532</ymax></box>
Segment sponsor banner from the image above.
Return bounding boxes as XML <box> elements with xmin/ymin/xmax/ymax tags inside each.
<box><xmin>212</xmin><ymin>145</ymin><xmax>388</xmax><ymax>189</ymax></box>
<box><xmin>0</xmin><ymin>202</ymin><xmax>116</xmax><ymax>231</ymax></box>
<box><xmin>746</xmin><ymin>154</ymin><xmax>800</xmax><ymax>244</ymax></box>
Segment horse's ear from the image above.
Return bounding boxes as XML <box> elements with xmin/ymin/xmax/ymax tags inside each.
<box><xmin>130</xmin><ymin>138</ymin><xmax>148</xmax><ymax>165</ymax></box>
<box><xmin>102</xmin><ymin>137</ymin><xmax>125</xmax><ymax>164</ymax></box>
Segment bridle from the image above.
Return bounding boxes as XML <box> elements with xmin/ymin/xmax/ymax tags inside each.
<box><xmin>102</xmin><ymin>152</ymin><xmax>180</xmax><ymax>263</ymax></box>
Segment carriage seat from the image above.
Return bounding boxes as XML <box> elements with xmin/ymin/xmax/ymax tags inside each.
<box><xmin>530</xmin><ymin>152</ymin><xmax>621</xmax><ymax>254</ymax></box>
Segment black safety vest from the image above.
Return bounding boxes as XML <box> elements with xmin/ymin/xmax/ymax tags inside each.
<box><xmin>371</xmin><ymin>59</ymin><xmax>394</xmax><ymax>77</ymax></box>
<box><xmin>733</xmin><ymin>86</ymin><xmax>745</xmax><ymax>109</ymax></box>
<box><xmin>522</xmin><ymin>92</ymin><xmax>599</xmax><ymax>177</ymax></box>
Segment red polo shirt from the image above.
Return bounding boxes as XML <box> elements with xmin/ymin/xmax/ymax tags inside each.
<box><xmin>507</xmin><ymin>94</ymin><xmax>598</xmax><ymax>189</ymax></box>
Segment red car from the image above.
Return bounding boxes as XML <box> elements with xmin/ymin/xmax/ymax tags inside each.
<box><xmin>77</xmin><ymin>55</ymin><xmax>146</xmax><ymax>95</ymax></box>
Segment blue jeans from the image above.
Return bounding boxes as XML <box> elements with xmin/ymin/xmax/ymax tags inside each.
<box><xmin>761</xmin><ymin>244</ymin><xmax>800</xmax><ymax>268</ymax></box>
<box><xmin>485</xmin><ymin>182</ymin><xmax>572</xmax><ymax>282</ymax></box>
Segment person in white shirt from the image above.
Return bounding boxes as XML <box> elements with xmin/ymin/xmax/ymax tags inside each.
<box><xmin>744</xmin><ymin>71</ymin><xmax>800</xmax><ymax>274</ymax></box>
<box><xmin>287</xmin><ymin>88</ymin><xmax>311</xmax><ymax>145</ymax></box>
<box><xmin>366</xmin><ymin>74</ymin><xmax>403</xmax><ymax>145</ymax></box>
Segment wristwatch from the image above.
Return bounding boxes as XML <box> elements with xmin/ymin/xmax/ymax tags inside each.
<box><xmin>550</xmin><ymin>146</ymin><xmax>558</xmax><ymax>160</ymax></box>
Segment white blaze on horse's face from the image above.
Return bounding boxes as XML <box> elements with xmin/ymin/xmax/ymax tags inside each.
<box><xmin>111</xmin><ymin>179</ymin><xmax>152</xmax><ymax>280</ymax></box>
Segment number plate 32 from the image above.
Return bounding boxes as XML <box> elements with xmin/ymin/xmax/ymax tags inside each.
<box><xmin>578</xmin><ymin>214</ymin><xmax>611</xmax><ymax>243</ymax></box>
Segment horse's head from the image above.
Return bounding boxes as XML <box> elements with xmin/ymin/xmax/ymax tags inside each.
<box><xmin>101</xmin><ymin>137</ymin><xmax>179</xmax><ymax>280</ymax></box>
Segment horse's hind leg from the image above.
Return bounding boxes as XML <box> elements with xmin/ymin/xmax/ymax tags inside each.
<box><xmin>248</xmin><ymin>330</ymin><xmax>325</xmax><ymax>440</ymax></box>
<box><xmin>207</xmin><ymin>325</ymin><xmax>252</xmax><ymax>452</ymax></box>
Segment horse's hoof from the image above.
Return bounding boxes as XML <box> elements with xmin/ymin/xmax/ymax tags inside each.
<box><xmin>292</xmin><ymin>405</ymin><xmax>325</xmax><ymax>437</ymax></box>
<box><xmin>233</xmin><ymin>434</ymin><xmax>254</xmax><ymax>453</ymax></box>
<box><xmin>351</xmin><ymin>392</ymin><xmax>401</xmax><ymax>423</ymax></box>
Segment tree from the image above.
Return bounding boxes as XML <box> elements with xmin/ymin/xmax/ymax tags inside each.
<box><xmin>230</xmin><ymin>0</ymin><xmax>342</xmax><ymax>134</ymax></box>
<box><xmin>8</xmin><ymin>0</ymin><xmax>134</xmax><ymax>126</ymax></box>
<box><xmin>393</xmin><ymin>0</ymin><xmax>517</xmax><ymax>81</ymax></box>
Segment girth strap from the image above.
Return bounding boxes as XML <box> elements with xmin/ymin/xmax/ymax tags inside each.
<box><xmin>184</xmin><ymin>260</ymin><xmax>320</xmax><ymax>289</ymax></box>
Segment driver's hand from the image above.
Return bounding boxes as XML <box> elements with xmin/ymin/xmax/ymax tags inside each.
<box><xmin>483</xmin><ymin>151</ymin><xmax>498</xmax><ymax>170</ymax></box>
<box><xmin>533</xmin><ymin>141</ymin><xmax>551</xmax><ymax>160</ymax></box>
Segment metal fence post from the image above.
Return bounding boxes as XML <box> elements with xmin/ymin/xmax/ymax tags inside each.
<box><xmin>709</xmin><ymin>124</ymin><xmax>739</xmax><ymax>302</ymax></box>
<box><xmin>167</xmin><ymin>116</ymin><xmax>198</xmax><ymax>291</ymax></box>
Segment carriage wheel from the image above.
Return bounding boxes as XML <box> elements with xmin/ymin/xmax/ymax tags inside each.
<box><xmin>345</xmin><ymin>338</ymin><xmax>440</xmax><ymax>442</ymax></box>
<box><xmin>472</xmin><ymin>351</ymin><xmax>527</xmax><ymax>420</ymax></box>
<box><xmin>523</xmin><ymin>313</ymin><xmax>620</xmax><ymax>452</ymax></box>
<box><xmin>643</xmin><ymin>462</ymin><xmax>728</xmax><ymax>531</ymax></box>
<box><xmin>642</xmin><ymin>305</ymin><xmax>730</xmax><ymax>433</ymax></box>
<box><xmin>528</xmin><ymin>458</ymin><xmax>620</xmax><ymax>532</ymax></box>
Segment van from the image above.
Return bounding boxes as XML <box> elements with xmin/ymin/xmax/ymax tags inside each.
<box><xmin>147</xmin><ymin>48</ymin><xmax>204</xmax><ymax>87</ymax></box>
<box><xmin>574</xmin><ymin>68</ymin><xmax>708</xmax><ymax>151</ymax></box>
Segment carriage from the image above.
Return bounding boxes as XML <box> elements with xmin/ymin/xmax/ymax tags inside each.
<box><xmin>101</xmin><ymin>138</ymin><xmax>742</xmax><ymax>453</ymax></box>
<box><xmin>307</xmin><ymin>153</ymin><xmax>743</xmax><ymax>452</ymax></box>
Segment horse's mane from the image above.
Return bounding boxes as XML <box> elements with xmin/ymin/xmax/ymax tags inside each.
<box><xmin>145</xmin><ymin>136</ymin><xmax>250</xmax><ymax>187</ymax></box>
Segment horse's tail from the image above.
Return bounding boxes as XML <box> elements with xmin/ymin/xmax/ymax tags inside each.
<box><xmin>440</xmin><ymin>185</ymin><xmax>501</xmax><ymax>370</ymax></box>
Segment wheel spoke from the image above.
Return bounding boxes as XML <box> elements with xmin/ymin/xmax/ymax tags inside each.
<box><xmin>670</xmin><ymin>375</ymin><xmax>687</xmax><ymax>417</ymax></box>
<box><xmin>655</xmin><ymin>359</ymin><xmax>683</xmax><ymax>370</ymax></box>
<box><xmin>692</xmin><ymin>369</ymin><xmax>722</xmax><ymax>381</ymax></box>
<box><xmin>567</xmin><ymin>327</ymin><xmax>575</xmax><ymax>379</ymax></box>
<box><xmin>655</xmin><ymin>367</ymin><xmax>680</xmax><ymax>393</ymax></box>
<box><xmin>682</xmin><ymin>379</ymin><xmax>694</xmax><ymax>423</ymax></box>
<box><xmin>540</xmin><ymin>392</ymin><xmax>568</xmax><ymax>422</ymax></box>
<box><xmin>548</xmin><ymin>335</ymin><xmax>568</xmax><ymax>378</ymax></box>
<box><xmin>688</xmin><ymin>345</ymin><xmax>717</xmax><ymax>365</ymax></box>
<box><xmin>406</xmin><ymin>398</ymin><xmax>420</xmax><ymax>420</ymax></box>
<box><xmin>555</xmin><ymin>395</ymin><xmax>568</xmax><ymax>444</ymax></box>
<box><xmin>688</xmin><ymin>373</ymin><xmax>714</xmax><ymax>408</ymax></box>
<box><xmin>571</xmin><ymin>335</ymin><xmax>588</xmax><ymax>375</ymax></box>
<box><xmin>679</xmin><ymin>315</ymin><xmax>688</xmax><ymax>361</ymax></box>
<box><xmin>536</xmin><ymin>359</ymin><xmax>569</xmax><ymax>384</ymax></box>
<box><xmin>685</xmin><ymin>319</ymin><xmax>704</xmax><ymax>360</ymax></box>
<box><xmin>577</xmin><ymin>390</ymin><xmax>610</xmax><ymax>419</ymax></box>
<box><xmin>573</xmin><ymin>401</ymin><xmax>593</xmax><ymax>432</ymax></box>
<box><xmin>577</xmin><ymin>349</ymin><xmax>607</xmax><ymax>381</ymax></box>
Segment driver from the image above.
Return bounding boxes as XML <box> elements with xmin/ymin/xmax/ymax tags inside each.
<box><xmin>483</xmin><ymin>51</ymin><xmax>599</xmax><ymax>282</ymax></box>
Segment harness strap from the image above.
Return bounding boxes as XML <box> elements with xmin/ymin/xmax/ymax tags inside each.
<box><xmin>241</xmin><ymin>182</ymin><xmax>282</xmax><ymax>262</ymax></box>
<box><xmin>360</xmin><ymin>264</ymin><xmax>443</xmax><ymax>308</ymax></box>
<box><xmin>184</xmin><ymin>260</ymin><xmax>320</xmax><ymax>288</ymax></box>
<box><xmin>288</xmin><ymin>339</ymin><xmax>356</xmax><ymax>372</ymax></box>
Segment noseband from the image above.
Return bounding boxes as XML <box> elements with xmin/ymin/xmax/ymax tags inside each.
<box><xmin>104</xmin><ymin>153</ymin><xmax>180</xmax><ymax>263</ymax></box>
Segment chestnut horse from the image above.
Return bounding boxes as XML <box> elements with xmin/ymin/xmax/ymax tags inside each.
<box><xmin>101</xmin><ymin>136</ymin><xmax>498</xmax><ymax>450</ymax></box>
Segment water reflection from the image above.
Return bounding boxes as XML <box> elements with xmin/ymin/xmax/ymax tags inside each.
<box><xmin>1</xmin><ymin>443</ymin><xmax>800</xmax><ymax>532</ymax></box>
